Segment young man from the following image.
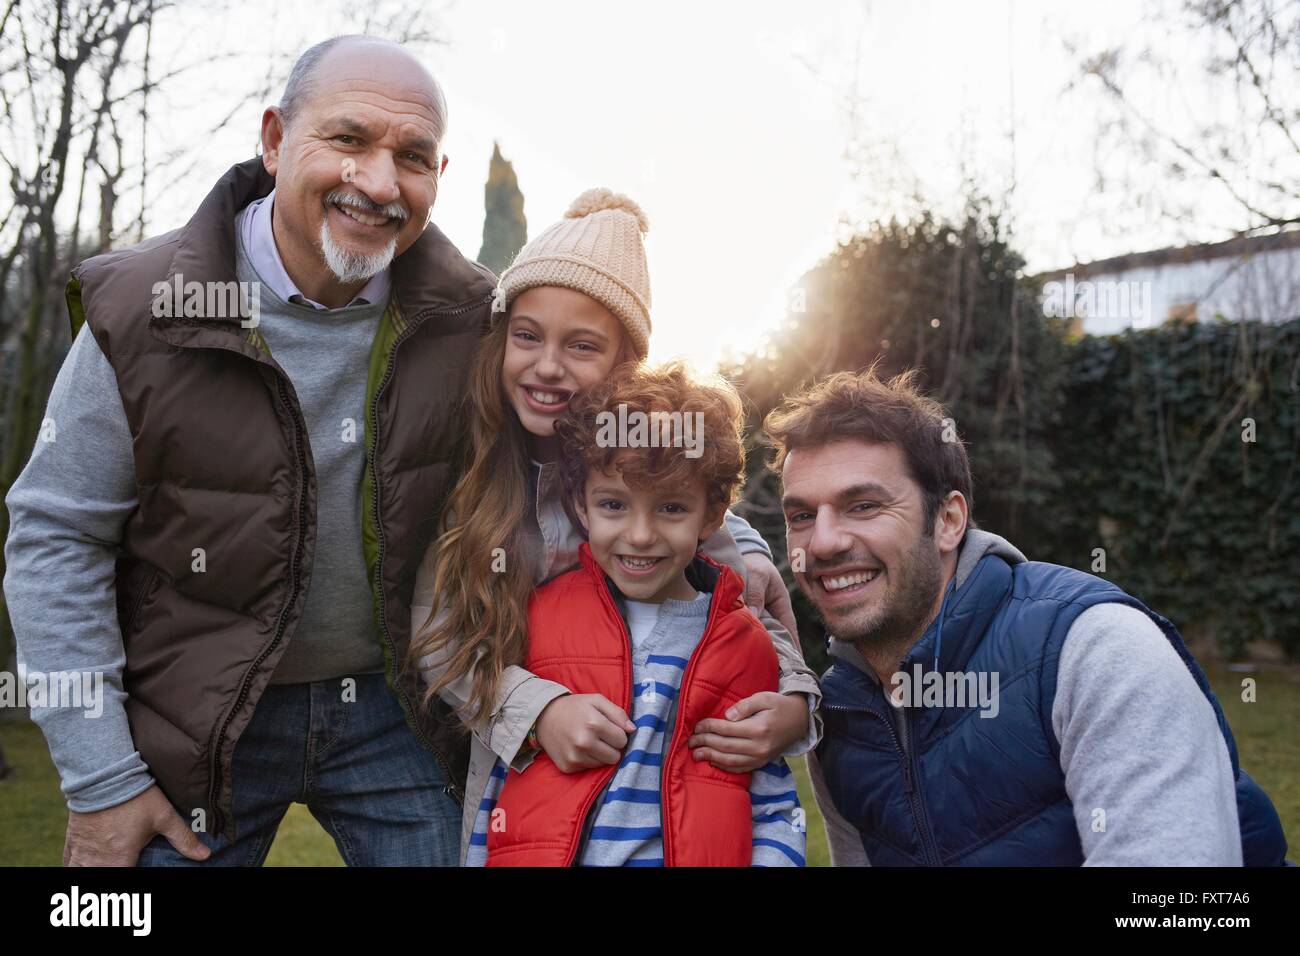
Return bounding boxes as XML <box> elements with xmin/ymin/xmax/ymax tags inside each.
<box><xmin>765</xmin><ymin>367</ymin><xmax>1287</xmax><ymax>866</ymax></box>
<box><xmin>466</xmin><ymin>363</ymin><xmax>805</xmax><ymax>866</ymax></box>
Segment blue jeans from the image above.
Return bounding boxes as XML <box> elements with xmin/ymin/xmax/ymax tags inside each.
<box><xmin>136</xmin><ymin>672</ymin><xmax>462</xmax><ymax>866</ymax></box>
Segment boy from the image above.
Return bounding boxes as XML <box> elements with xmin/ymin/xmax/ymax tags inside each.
<box><xmin>465</xmin><ymin>362</ymin><xmax>806</xmax><ymax>866</ymax></box>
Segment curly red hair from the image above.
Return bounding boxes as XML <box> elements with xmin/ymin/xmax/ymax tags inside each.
<box><xmin>555</xmin><ymin>361</ymin><xmax>747</xmax><ymax>516</ymax></box>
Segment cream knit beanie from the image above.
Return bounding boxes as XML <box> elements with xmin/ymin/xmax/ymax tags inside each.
<box><xmin>495</xmin><ymin>188</ymin><xmax>652</xmax><ymax>358</ymax></box>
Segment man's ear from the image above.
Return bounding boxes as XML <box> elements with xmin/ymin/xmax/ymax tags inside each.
<box><xmin>934</xmin><ymin>491</ymin><xmax>969</xmax><ymax>557</ymax></box>
<box><xmin>438</xmin><ymin>153</ymin><xmax>450</xmax><ymax>177</ymax></box>
<box><xmin>261</xmin><ymin>107</ymin><xmax>286</xmax><ymax>176</ymax></box>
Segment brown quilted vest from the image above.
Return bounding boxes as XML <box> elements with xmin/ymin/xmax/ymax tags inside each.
<box><xmin>65</xmin><ymin>157</ymin><xmax>491</xmax><ymax>840</ymax></box>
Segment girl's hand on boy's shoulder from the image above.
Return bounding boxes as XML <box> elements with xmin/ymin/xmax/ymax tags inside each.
<box><xmin>536</xmin><ymin>693</ymin><xmax>636</xmax><ymax>773</ymax></box>
<box><xmin>687</xmin><ymin>691</ymin><xmax>809</xmax><ymax>772</ymax></box>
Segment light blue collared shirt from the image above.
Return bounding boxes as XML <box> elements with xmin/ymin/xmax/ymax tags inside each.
<box><xmin>240</xmin><ymin>188</ymin><xmax>391</xmax><ymax>310</ymax></box>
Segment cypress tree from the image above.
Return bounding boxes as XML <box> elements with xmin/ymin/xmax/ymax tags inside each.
<box><xmin>478</xmin><ymin>141</ymin><xmax>527</xmax><ymax>275</ymax></box>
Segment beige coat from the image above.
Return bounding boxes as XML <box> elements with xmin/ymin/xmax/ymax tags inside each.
<box><xmin>409</xmin><ymin>457</ymin><xmax>823</xmax><ymax>863</ymax></box>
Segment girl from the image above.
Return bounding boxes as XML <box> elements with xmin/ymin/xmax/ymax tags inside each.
<box><xmin>407</xmin><ymin>189</ymin><xmax>821</xmax><ymax>862</ymax></box>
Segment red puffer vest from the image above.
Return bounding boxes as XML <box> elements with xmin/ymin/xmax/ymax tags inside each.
<box><xmin>486</xmin><ymin>542</ymin><xmax>780</xmax><ymax>866</ymax></box>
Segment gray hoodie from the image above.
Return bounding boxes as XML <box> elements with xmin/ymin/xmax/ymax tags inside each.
<box><xmin>807</xmin><ymin>528</ymin><xmax>1242</xmax><ymax>866</ymax></box>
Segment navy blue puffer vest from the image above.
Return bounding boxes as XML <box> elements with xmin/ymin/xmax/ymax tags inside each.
<box><xmin>816</xmin><ymin>552</ymin><xmax>1288</xmax><ymax>866</ymax></box>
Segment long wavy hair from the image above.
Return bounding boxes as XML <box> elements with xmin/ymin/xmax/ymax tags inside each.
<box><xmin>408</xmin><ymin>311</ymin><xmax>632</xmax><ymax>727</ymax></box>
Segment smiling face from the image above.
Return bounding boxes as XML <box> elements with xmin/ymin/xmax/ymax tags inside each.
<box><xmin>782</xmin><ymin>438</ymin><xmax>965</xmax><ymax>664</ymax></box>
<box><xmin>501</xmin><ymin>286</ymin><xmax>628</xmax><ymax>459</ymax></box>
<box><xmin>576</xmin><ymin>461</ymin><xmax>723</xmax><ymax>604</ymax></box>
<box><xmin>260</xmin><ymin>39</ymin><xmax>448</xmax><ymax>307</ymax></box>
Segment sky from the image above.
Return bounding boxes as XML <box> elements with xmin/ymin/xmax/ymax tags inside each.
<box><xmin>420</xmin><ymin>0</ymin><xmax>1146</xmax><ymax>367</ymax></box>
<box><xmin>28</xmin><ymin>0</ymin><xmax>1267</xmax><ymax>369</ymax></box>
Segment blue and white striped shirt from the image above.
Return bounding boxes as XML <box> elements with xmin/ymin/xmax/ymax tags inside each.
<box><xmin>466</xmin><ymin>590</ymin><xmax>806</xmax><ymax>867</ymax></box>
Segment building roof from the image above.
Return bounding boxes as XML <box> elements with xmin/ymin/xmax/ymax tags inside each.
<box><xmin>1036</xmin><ymin>229</ymin><xmax>1300</xmax><ymax>282</ymax></box>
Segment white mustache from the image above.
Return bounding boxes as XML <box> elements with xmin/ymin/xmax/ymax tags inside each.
<box><xmin>325</xmin><ymin>189</ymin><xmax>409</xmax><ymax>221</ymax></box>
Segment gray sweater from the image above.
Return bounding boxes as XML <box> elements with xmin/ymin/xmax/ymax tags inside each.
<box><xmin>806</xmin><ymin>529</ymin><xmax>1243</xmax><ymax>866</ymax></box>
<box><xmin>3</xmin><ymin>207</ymin><xmax>387</xmax><ymax>812</ymax></box>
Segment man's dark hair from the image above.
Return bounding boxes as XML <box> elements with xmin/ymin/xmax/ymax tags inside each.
<box><xmin>763</xmin><ymin>365</ymin><xmax>976</xmax><ymax>533</ymax></box>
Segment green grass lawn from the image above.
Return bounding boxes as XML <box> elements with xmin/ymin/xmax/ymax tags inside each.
<box><xmin>1</xmin><ymin>664</ymin><xmax>1294</xmax><ymax>867</ymax></box>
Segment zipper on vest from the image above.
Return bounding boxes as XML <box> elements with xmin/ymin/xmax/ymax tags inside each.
<box><xmin>209</xmin><ymin>375</ymin><xmax>312</xmax><ymax>839</ymax></box>
<box><xmin>901</xmin><ymin>706</ymin><xmax>942</xmax><ymax>865</ymax></box>
<box><xmin>572</xmin><ymin>765</ymin><xmax>620</xmax><ymax>866</ymax></box>
<box><xmin>820</xmin><ymin>700</ymin><xmax>941</xmax><ymax>865</ymax></box>
<box><xmin>654</xmin><ymin>689</ymin><xmax>685</xmax><ymax>864</ymax></box>
<box><xmin>657</xmin><ymin>580</ymin><xmax>727</xmax><ymax>868</ymax></box>
<box><xmin>367</xmin><ymin>295</ymin><xmax>491</xmax><ymax>807</ymax></box>
<box><xmin>568</xmin><ymin>578</ymin><xmax>636</xmax><ymax>865</ymax></box>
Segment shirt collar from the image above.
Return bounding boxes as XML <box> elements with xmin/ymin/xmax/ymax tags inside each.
<box><xmin>241</xmin><ymin>187</ymin><xmax>391</xmax><ymax>310</ymax></box>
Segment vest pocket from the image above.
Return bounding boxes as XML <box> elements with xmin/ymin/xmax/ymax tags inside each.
<box><xmin>675</xmin><ymin>773</ymin><xmax>755</xmax><ymax>865</ymax></box>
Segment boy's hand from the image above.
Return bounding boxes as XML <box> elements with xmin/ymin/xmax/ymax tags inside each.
<box><xmin>536</xmin><ymin>694</ymin><xmax>637</xmax><ymax>773</ymax></box>
<box><xmin>688</xmin><ymin>691</ymin><xmax>809</xmax><ymax>772</ymax></box>
<box><xmin>742</xmin><ymin>552</ymin><xmax>798</xmax><ymax>638</ymax></box>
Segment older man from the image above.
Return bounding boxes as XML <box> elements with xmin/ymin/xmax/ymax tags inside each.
<box><xmin>5</xmin><ymin>34</ymin><xmax>799</xmax><ymax>867</ymax></box>
<box><xmin>766</xmin><ymin>368</ymin><xmax>1287</xmax><ymax>866</ymax></box>
<box><xmin>4</xmin><ymin>34</ymin><xmax>488</xmax><ymax>866</ymax></box>
<box><xmin>3</xmin><ymin>37</ymin><xmax>488</xmax><ymax>868</ymax></box>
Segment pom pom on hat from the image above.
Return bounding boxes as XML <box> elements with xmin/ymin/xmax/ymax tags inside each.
<box><xmin>564</xmin><ymin>188</ymin><xmax>649</xmax><ymax>235</ymax></box>
<box><xmin>495</xmin><ymin>186</ymin><xmax>653</xmax><ymax>358</ymax></box>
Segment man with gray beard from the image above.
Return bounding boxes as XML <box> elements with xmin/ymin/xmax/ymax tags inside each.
<box><xmin>4</xmin><ymin>34</ymin><xmax>491</xmax><ymax>866</ymax></box>
<box><xmin>767</xmin><ymin>368</ymin><xmax>1286</xmax><ymax>866</ymax></box>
